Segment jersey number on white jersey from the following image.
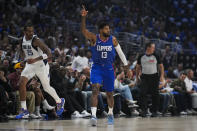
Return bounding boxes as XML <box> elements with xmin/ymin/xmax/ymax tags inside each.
<box><xmin>27</xmin><ymin>49</ymin><xmax>33</xmax><ymax>56</ymax></box>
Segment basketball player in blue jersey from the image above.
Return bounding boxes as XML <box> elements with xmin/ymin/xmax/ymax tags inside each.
<box><xmin>81</xmin><ymin>6</ymin><xmax>128</xmax><ymax>126</ymax></box>
<box><xmin>15</xmin><ymin>22</ymin><xmax>65</xmax><ymax>119</ymax></box>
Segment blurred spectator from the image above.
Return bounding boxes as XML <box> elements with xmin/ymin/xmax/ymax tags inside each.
<box><xmin>170</xmin><ymin>72</ymin><xmax>190</xmax><ymax>115</ymax></box>
<box><xmin>71</xmin><ymin>49</ymin><xmax>89</xmax><ymax>72</ymax></box>
<box><xmin>27</xmin><ymin>77</ymin><xmax>55</xmax><ymax>118</ymax></box>
<box><xmin>184</xmin><ymin>69</ymin><xmax>197</xmax><ymax>113</ymax></box>
<box><xmin>162</xmin><ymin>44</ymin><xmax>174</xmax><ymax>70</ymax></box>
<box><xmin>7</xmin><ymin>62</ymin><xmax>23</xmax><ymax>91</ymax></box>
<box><xmin>7</xmin><ymin>63</ymin><xmax>36</xmax><ymax>118</ymax></box>
<box><xmin>166</xmin><ymin>67</ymin><xmax>177</xmax><ymax>79</ymax></box>
<box><xmin>173</xmin><ymin>63</ymin><xmax>183</xmax><ymax>78</ymax></box>
<box><xmin>114</xmin><ymin>71</ymin><xmax>139</xmax><ymax>115</ymax></box>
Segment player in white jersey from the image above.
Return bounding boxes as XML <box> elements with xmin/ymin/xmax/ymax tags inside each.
<box><xmin>16</xmin><ymin>22</ymin><xmax>65</xmax><ymax>119</ymax></box>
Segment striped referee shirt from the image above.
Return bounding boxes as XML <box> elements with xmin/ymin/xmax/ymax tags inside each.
<box><xmin>137</xmin><ymin>53</ymin><xmax>162</xmax><ymax>75</ymax></box>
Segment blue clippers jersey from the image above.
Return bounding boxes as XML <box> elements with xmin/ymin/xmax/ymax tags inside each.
<box><xmin>90</xmin><ymin>35</ymin><xmax>116</xmax><ymax>65</ymax></box>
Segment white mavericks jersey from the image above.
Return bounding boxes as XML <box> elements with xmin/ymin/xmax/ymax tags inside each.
<box><xmin>22</xmin><ymin>35</ymin><xmax>43</xmax><ymax>60</ymax></box>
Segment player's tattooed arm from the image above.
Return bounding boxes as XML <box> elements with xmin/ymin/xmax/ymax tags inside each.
<box><xmin>81</xmin><ymin>5</ymin><xmax>96</xmax><ymax>43</ymax></box>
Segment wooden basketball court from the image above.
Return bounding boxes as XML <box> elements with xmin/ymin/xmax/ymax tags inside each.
<box><xmin>0</xmin><ymin>116</ymin><xmax>196</xmax><ymax>131</ymax></box>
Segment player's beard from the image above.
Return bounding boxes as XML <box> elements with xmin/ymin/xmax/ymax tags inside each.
<box><xmin>26</xmin><ymin>34</ymin><xmax>33</xmax><ymax>40</ymax></box>
<box><xmin>103</xmin><ymin>32</ymin><xmax>110</xmax><ymax>37</ymax></box>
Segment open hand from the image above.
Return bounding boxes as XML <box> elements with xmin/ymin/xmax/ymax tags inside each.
<box><xmin>81</xmin><ymin>5</ymin><xmax>88</xmax><ymax>17</ymax></box>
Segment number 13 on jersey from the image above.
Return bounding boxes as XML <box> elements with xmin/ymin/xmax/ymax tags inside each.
<box><xmin>101</xmin><ymin>52</ymin><xmax>107</xmax><ymax>58</ymax></box>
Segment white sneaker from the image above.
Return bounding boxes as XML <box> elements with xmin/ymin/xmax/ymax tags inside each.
<box><xmin>147</xmin><ymin>108</ymin><xmax>152</xmax><ymax>116</ymax></box>
<box><xmin>81</xmin><ymin>110</ymin><xmax>91</xmax><ymax>117</ymax></box>
<box><xmin>7</xmin><ymin>115</ymin><xmax>16</xmax><ymax>119</ymax></box>
<box><xmin>132</xmin><ymin>109</ymin><xmax>139</xmax><ymax>116</ymax></box>
<box><xmin>180</xmin><ymin>111</ymin><xmax>187</xmax><ymax>115</ymax></box>
<box><xmin>186</xmin><ymin>110</ymin><xmax>192</xmax><ymax>115</ymax></box>
<box><xmin>157</xmin><ymin>111</ymin><xmax>162</xmax><ymax>116</ymax></box>
<box><xmin>35</xmin><ymin>112</ymin><xmax>42</xmax><ymax>118</ymax></box>
<box><xmin>191</xmin><ymin>109</ymin><xmax>197</xmax><ymax>115</ymax></box>
<box><xmin>90</xmin><ymin>116</ymin><xmax>97</xmax><ymax>126</ymax></box>
<box><xmin>120</xmin><ymin>111</ymin><xmax>126</xmax><ymax>116</ymax></box>
<box><xmin>43</xmin><ymin>105</ymin><xmax>55</xmax><ymax>112</ymax></box>
<box><xmin>29</xmin><ymin>114</ymin><xmax>39</xmax><ymax>119</ymax></box>
<box><xmin>128</xmin><ymin>100</ymin><xmax>137</xmax><ymax>104</ymax></box>
<box><xmin>128</xmin><ymin>103</ymin><xmax>139</xmax><ymax>108</ymax></box>
<box><xmin>71</xmin><ymin>111</ymin><xmax>82</xmax><ymax>118</ymax></box>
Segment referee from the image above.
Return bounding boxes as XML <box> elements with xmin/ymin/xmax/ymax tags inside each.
<box><xmin>136</xmin><ymin>42</ymin><xmax>165</xmax><ymax>117</ymax></box>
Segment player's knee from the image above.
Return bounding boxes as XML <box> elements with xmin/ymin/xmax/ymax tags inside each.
<box><xmin>19</xmin><ymin>77</ymin><xmax>28</xmax><ymax>88</ymax></box>
<box><xmin>92</xmin><ymin>84</ymin><xmax>100</xmax><ymax>95</ymax></box>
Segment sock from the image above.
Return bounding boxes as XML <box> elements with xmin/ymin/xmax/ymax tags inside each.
<box><xmin>21</xmin><ymin>101</ymin><xmax>27</xmax><ymax>110</ymax></box>
<box><xmin>42</xmin><ymin>99</ymin><xmax>48</xmax><ymax>106</ymax></box>
<box><xmin>108</xmin><ymin>107</ymin><xmax>113</xmax><ymax>115</ymax></box>
<box><xmin>91</xmin><ymin>107</ymin><xmax>97</xmax><ymax>117</ymax></box>
<box><xmin>36</xmin><ymin>106</ymin><xmax>40</xmax><ymax>112</ymax></box>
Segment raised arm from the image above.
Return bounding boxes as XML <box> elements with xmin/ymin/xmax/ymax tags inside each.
<box><xmin>81</xmin><ymin>5</ymin><xmax>96</xmax><ymax>43</ymax></box>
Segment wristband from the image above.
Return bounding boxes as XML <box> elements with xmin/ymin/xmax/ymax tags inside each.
<box><xmin>42</xmin><ymin>54</ymin><xmax>48</xmax><ymax>60</ymax></box>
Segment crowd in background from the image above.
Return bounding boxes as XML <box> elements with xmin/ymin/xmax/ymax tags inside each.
<box><xmin>0</xmin><ymin>0</ymin><xmax>197</xmax><ymax>121</ymax></box>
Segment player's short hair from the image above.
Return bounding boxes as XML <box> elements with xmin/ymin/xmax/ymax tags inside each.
<box><xmin>145</xmin><ymin>42</ymin><xmax>155</xmax><ymax>50</ymax></box>
<box><xmin>24</xmin><ymin>22</ymin><xmax>33</xmax><ymax>31</ymax></box>
<box><xmin>98</xmin><ymin>21</ymin><xmax>109</xmax><ymax>30</ymax></box>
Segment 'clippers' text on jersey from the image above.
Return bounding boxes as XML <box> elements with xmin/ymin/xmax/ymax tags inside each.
<box><xmin>90</xmin><ymin>35</ymin><xmax>116</xmax><ymax>65</ymax></box>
